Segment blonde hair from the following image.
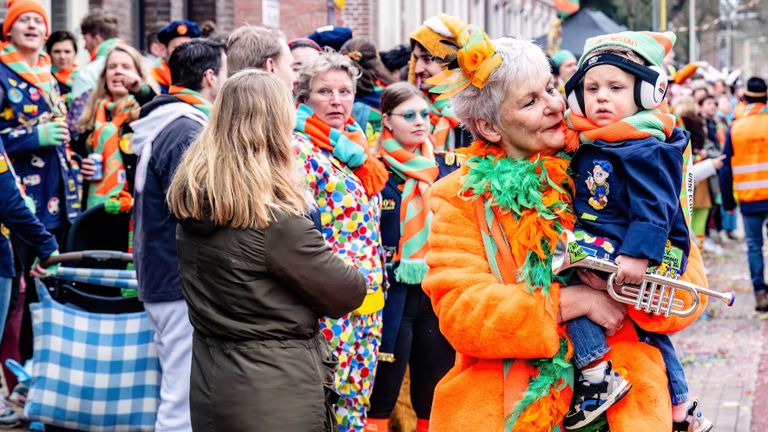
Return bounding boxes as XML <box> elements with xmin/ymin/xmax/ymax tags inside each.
<box><xmin>226</xmin><ymin>25</ymin><xmax>286</xmax><ymax>76</ymax></box>
<box><xmin>78</xmin><ymin>44</ymin><xmax>157</xmax><ymax>132</ymax></box>
<box><xmin>166</xmin><ymin>69</ymin><xmax>310</xmax><ymax>229</ymax></box>
<box><xmin>674</xmin><ymin>95</ymin><xmax>697</xmax><ymax>117</ymax></box>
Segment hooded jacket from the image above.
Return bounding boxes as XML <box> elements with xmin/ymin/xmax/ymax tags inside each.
<box><xmin>132</xmin><ymin>95</ymin><xmax>206</xmax><ymax>303</ymax></box>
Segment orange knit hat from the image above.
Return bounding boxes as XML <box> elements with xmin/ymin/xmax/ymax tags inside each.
<box><xmin>3</xmin><ymin>0</ymin><xmax>49</xmax><ymax>39</ymax></box>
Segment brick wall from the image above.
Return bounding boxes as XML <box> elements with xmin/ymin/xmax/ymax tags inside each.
<box><xmin>340</xmin><ymin>0</ymin><xmax>373</xmax><ymax>41</ymax></box>
<box><xmin>92</xmin><ymin>0</ymin><xmax>137</xmax><ymax>45</ymax></box>
<box><xmin>280</xmin><ymin>0</ymin><xmax>341</xmax><ymax>39</ymax></box>
<box><xmin>142</xmin><ymin>0</ymin><xmax>173</xmax><ymax>27</ymax></box>
<box><xmin>233</xmin><ymin>0</ymin><xmax>262</xmax><ymax>27</ymax></box>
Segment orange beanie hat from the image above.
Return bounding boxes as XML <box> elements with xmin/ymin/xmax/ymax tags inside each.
<box><xmin>3</xmin><ymin>0</ymin><xmax>49</xmax><ymax>39</ymax></box>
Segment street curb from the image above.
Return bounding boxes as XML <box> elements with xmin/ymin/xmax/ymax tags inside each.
<box><xmin>752</xmin><ymin>317</ymin><xmax>768</xmax><ymax>432</ymax></box>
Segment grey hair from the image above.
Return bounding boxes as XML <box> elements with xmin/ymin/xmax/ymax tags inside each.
<box><xmin>296</xmin><ymin>50</ymin><xmax>362</xmax><ymax>103</ymax></box>
<box><xmin>450</xmin><ymin>38</ymin><xmax>551</xmax><ymax>140</ymax></box>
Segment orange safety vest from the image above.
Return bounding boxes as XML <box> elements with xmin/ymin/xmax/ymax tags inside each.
<box><xmin>730</xmin><ymin>112</ymin><xmax>768</xmax><ymax>202</ymax></box>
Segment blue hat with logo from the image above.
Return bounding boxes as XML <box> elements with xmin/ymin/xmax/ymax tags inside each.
<box><xmin>158</xmin><ymin>20</ymin><xmax>201</xmax><ymax>45</ymax></box>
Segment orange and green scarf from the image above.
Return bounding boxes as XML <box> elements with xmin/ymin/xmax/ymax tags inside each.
<box><xmin>734</xmin><ymin>102</ymin><xmax>768</xmax><ymax>120</ymax></box>
<box><xmin>0</xmin><ymin>42</ymin><xmax>60</xmax><ymax>111</ymax></box>
<box><xmin>427</xmin><ymin>93</ymin><xmax>459</xmax><ymax>153</ymax></box>
<box><xmin>379</xmin><ymin>128</ymin><xmax>438</xmax><ymax>283</ymax></box>
<box><xmin>294</xmin><ymin>103</ymin><xmax>388</xmax><ymax>197</ymax></box>
<box><xmin>52</xmin><ymin>64</ymin><xmax>78</xmax><ymax>89</ymax></box>
<box><xmin>90</xmin><ymin>38</ymin><xmax>121</xmax><ymax>62</ymax></box>
<box><xmin>87</xmin><ymin>97</ymin><xmax>139</xmax><ymax>208</ymax></box>
<box><xmin>169</xmin><ymin>85</ymin><xmax>211</xmax><ymax>116</ymax></box>
<box><xmin>564</xmin><ymin>103</ymin><xmax>676</xmax><ymax>148</ymax></box>
<box><xmin>461</xmin><ymin>141</ymin><xmax>575</xmax><ymax>432</ymax></box>
<box><xmin>151</xmin><ymin>59</ymin><xmax>171</xmax><ymax>89</ymax></box>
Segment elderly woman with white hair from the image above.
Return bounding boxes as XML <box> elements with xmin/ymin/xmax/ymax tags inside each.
<box><xmin>421</xmin><ymin>26</ymin><xmax>709</xmax><ymax>432</ymax></box>
<box><xmin>292</xmin><ymin>51</ymin><xmax>388</xmax><ymax>432</ymax></box>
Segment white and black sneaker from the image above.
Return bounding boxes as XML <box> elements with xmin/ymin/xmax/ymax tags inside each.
<box><xmin>563</xmin><ymin>360</ymin><xmax>632</xmax><ymax>430</ymax></box>
<box><xmin>673</xmin><ymin>399</ymin><xmax>713</xmax><ymax>432</ymax></box>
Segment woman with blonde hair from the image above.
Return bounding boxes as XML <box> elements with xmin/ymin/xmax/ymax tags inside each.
<box><xmin>168</xmin><ymin>69</ymin><xmax>366</xmax><ymax>431</ymax></box>
<box><xmin>75</xmin><ymin>44</ymin><xmax>158</xmax><ymax>208</ymax></box>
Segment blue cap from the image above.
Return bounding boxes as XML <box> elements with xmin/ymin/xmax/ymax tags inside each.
<box><xmin>158</xmin><ymin>20</ymin><xmax>201</xmax><ymax>45</ymax></box>
<box><xmin>308</xmin><ymin>25</ymin><xmax>353</xmax><ymax>52</ymax></box>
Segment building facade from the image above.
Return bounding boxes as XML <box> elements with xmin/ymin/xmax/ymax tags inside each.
<box><xmin>2</xmin><ymin>0</ymin><xmax>556</xmax><ymax>53</ymax></box>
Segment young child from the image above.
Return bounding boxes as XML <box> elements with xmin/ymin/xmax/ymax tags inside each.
<box><xmin>562</xmin><ymin>31</ymin><xmax>713</xmax><ymax>432</ymax></box>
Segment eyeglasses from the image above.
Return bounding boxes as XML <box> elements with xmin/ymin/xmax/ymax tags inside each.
<box><xmin>390</xmin><ymin>109</ymin><xmax>430</xmax><ymax>122</ymax></box>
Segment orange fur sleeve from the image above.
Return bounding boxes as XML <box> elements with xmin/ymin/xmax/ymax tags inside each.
<box><xmin>423</xmin><ymin>172</ymin><xmax>563</xmax><ymax>360</ymax></box>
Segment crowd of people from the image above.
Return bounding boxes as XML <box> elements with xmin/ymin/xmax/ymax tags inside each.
<box><xmin>1</xmin><ymin>0</ymin><xmax>767</xmax><ymax>431</ymax></box>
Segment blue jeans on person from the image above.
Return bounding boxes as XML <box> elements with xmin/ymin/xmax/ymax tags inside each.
<box><xmin>567</xmin><ymin>316</ymin><xmax>689</xmax><ymax>405</ymax></box>
<box><xmin>741</xmin><ymin>209</ymin><xmax>768</xmax><ymax>295</ymax></box>
<box><xmin>0</xmin><ymin>277</ymin><xmax>11</xmax><ymax>349</ymax></box>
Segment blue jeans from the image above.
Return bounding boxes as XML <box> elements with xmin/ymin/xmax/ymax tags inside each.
<box><xmin>0</xmin><ymin>277</ymin><xmax>11</xmax><ymax>348</ymax></box>
<box><xmin>635</xmin><ymin>327</ymin><xmax>689</xmax><ymax>405</ymax></box>
<box><xmin>568</xmin><ymin>316</ymin><xmax>689</xmax><ymax>405</ymax></box>
<box><xmin>741</xmin><ymin>209</ymin><xmax>768</xmax><ymax>294</ymax></box>
<box><xmin>567</xmin><ymin>316</ymin><xmax>610</xmax><ymax>369</ymax></box>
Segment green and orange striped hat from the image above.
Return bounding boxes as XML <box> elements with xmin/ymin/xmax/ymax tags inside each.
<box><xmin>578</xmin><ymin>31</ymin><xmax>676</xmax><ymax>68</ymax></box>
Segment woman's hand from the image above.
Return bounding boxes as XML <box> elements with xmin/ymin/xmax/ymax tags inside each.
<box><xmin>585</xmin><ymin>290</ymin><xmax>628</xmax><ymax>336</ymax></box>
<box><xmin>560</xmin><ymin>284</ymin><xmax>627</xmax><ymax>336</ymax></box>
<box><xmin>615</xmin><ymin>255</ymin><xmax>649</xmax><ymax>286</ymax></box>
<box><xmin>578</xmin><ymin>269</ymin><xmax>607</xmax><ymax>291</ymax></box>
<box><xmin>121</xmin><ymin>70</ymin><xmax>143</xmax><ymax>93</ymax></box>
<box><xmin>712</xmin><ymin>154</ymin><xmax>726</xmax><ymax>170</ymax></box>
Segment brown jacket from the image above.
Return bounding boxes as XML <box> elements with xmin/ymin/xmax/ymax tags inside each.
<box><xmin>176</xmin><ymin>212</ymin><xmax>366</xmax><ymax>431</ymax></box>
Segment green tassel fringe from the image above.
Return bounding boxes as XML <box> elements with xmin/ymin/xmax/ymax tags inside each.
<box><xmin>394</xmin><ymin>260</ymin><xmax>429</xmax><ymax>284</ymax></box>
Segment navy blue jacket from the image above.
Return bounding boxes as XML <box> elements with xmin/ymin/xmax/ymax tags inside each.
<box><xmin>133</xmin><ymin>95</ymin><xmax>204</xmax><ymax>303</ymax></box>
<box><xmin>379</xmin><ymin>153</ymin><xmax>460</xmax><ymax>355</ymax></box>
<box><xmin>0</xmin><ymin>63</ymin><xmax>81</xmax><ymax>230</ymax></box>
<box><xmin>0</xmin><ymin>139</ymin><xmax>58</xmax><ymax>277</ymax></box>
<box><xmin>571</xmin><ymin>127</ymin><xmax>691</xmax><ymax>271</ymax></box>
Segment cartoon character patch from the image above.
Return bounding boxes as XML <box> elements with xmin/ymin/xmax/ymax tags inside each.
<box><xmin>586</xmin><ymin>159</ymin><xmax>613</xmax><ymax>210</ymax></box>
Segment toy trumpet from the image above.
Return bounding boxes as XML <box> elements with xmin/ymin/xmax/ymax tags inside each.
<box><xmin>552</xmin><ymin>230</ymin><xmax>735</xmax><ymax>317</ymax></box>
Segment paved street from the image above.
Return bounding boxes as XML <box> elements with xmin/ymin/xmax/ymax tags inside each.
<box><xmin>671</xmin><ymin>242</ymin><xmax>768</xmax><ymax>432</ymax></box>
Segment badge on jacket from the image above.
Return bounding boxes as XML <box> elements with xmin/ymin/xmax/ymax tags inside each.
<box><xmin>382</xmin><ymin>198</ymin><xmax>396</xmax><ymax>211</ymax></box>
<box><xmin>47</xmin><ymin>197</ymin><xmax>60</xmax><ymax>215</ymax></box>
<box><xmin>30</xmin><ymin>155</ymin><xmax>45</xmax><ymax>169</ymax></box>
<box><xmin>0</xmin><ymin>154</ymin><xmax>8</xmax><ymax>173</ymax></box>
<box><xmin>586</xmin><ymin>160</ymin><xmax>613</xmax><ymax>211</ymax></box>
<box><xmin>8</xmin><ymin>88</ymin><xmax>23</xmax><ymax>104</ymax></box>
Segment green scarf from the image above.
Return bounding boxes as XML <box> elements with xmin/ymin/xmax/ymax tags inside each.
<box><xmin>461</xmin><ymin>141</ymin><xmax>575</xmax><ymax>432</ymax></box>
<box><xmin>379</xmin><ymin>128</ymin><xmax>438</xmax><ymax>283</ymax></box>
<box><xmin>0</xmin><ymin>42</ymin><xmax>62</xmax><ymax>114</ymax></box>
<box><xmin>169</xmin><ymin>86</ymin><xmax>211</xmax><ymax>116</ymax></box>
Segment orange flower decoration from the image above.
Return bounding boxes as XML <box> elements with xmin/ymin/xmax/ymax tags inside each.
<box><xmin>426</xmin><ymin>24</ymin><xmax>502</xmax><ymax>100</ymax></box>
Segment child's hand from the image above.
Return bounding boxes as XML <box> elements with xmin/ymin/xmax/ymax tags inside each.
<box><xmin>614</xmin><ymin>255</ymin><xmax>649</xmax><ymax>286</ymax></box>
<box><xmin>577</xmin><ymin>269</ymin><xmax>608</xmax><ymax>291</ymax></box>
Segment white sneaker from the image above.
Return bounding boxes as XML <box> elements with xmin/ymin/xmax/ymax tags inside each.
<box><xmin>702</xmin><ymin>238</ymin><xmax>724</xmax><ymax>255</ymax></box>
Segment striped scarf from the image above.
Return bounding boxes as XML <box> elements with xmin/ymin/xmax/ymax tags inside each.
<box><xmin>0</xmin><ymin>42</ymin><xmax>59</xmax><ymax>107</ymax></box>
<box><xmin>294</xmin><ymin>103</ymin><xmax>388</xmax><ymax>196</ymax></box>
<box><xmin>87</xmin><ymin>97</ymin><xmax>139</xmax><ymax>208</ymax></box>
<box><xmin>427</xmin><ymin>94</ymin><xmax>459</xmax><ymax>153</ymax></box>
<box><xmin>564</xmin><ymin>103</ymin><xmax>676</xmax><ymax>147</ymax></box>
<box><xmin>461</xmin><ymin>141</ymin><xmax>575</xmax><ymax>432</ymax></box>
<box><xmin>90</xmin><ymin>38</ymin><xmax>121</xmax><ymax>62</ymax></box>
<box><xmin>52</xmin><ymin>65</ymin><xmax>78</xmax><ymax>89</ymax></box>
<box><xmin>734</xmin><ymin>102</ymin><xmax>768</xmax><ymax>120</ymax></box>
<box><xmin>379</xmin><ymin>128</ymin><xmax>438</xmax><ymax>284</ymax></box>
<box><xmin>151</xmin><ymin>60</ymin><xmax>171</xmax><ymax>89</ymax></box>
<box><xmin>169</xmin><ymin>86</ymin><xmax>211</xmax><ymax>116</ymax></box>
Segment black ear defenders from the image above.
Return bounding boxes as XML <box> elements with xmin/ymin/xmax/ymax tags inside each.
<box><xmin>564</xmin><ymin>53</ymin><xmax>669</xmax><ymax>117</ymax></box>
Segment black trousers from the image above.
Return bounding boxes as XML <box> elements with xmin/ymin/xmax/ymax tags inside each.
<box><xmin>368</xmin><ymin>286</ymin><xmax>455</xmax><ymax>420</ymax></box>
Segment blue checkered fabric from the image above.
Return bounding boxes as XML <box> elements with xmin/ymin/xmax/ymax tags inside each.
<box><xmin>26</xmin><ymin>280</ymin><xmax>160</xmax><ymax>431</ymax></box>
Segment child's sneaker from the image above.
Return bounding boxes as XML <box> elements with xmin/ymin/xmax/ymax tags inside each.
<box><xmin>673</xmin><ymin>399</ymin><xmax>713</xmax><ymax>432</ymax></box>
<box><xmin>0</xmin><ymin>399</ymin><xmax>20</xmax><ymax>429</ymax></box>
<box><xmin>563</xmin><ymin>360</ymin><xmax>632</xmax><ymax>430</ymax></box>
